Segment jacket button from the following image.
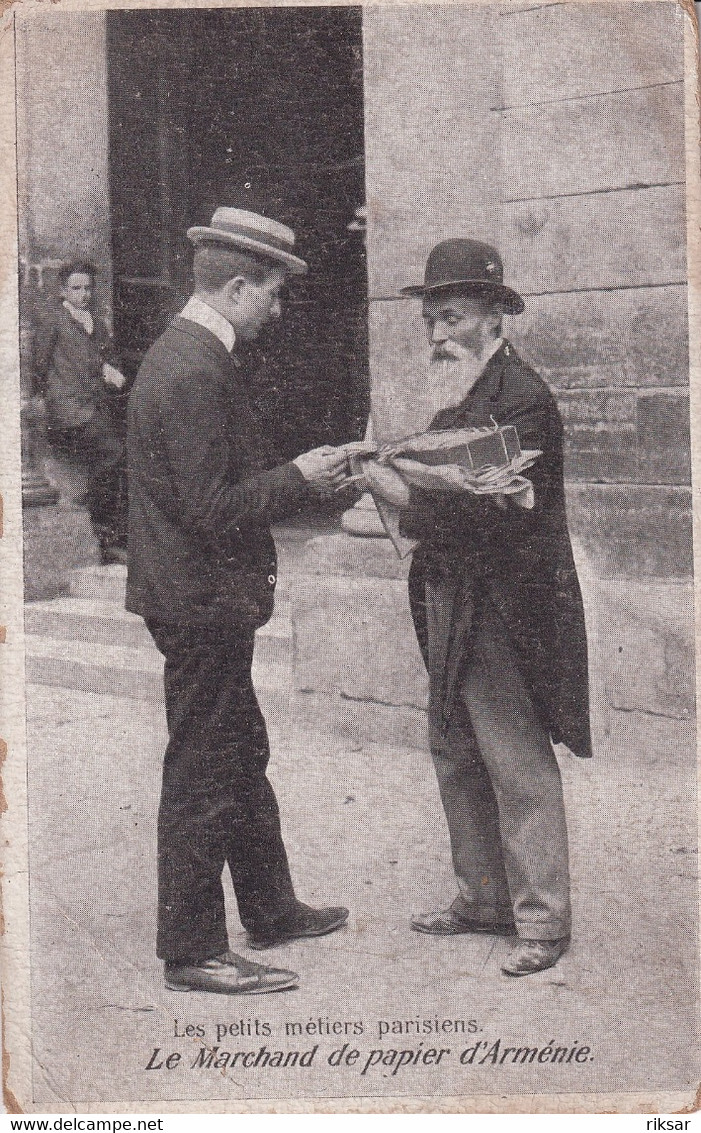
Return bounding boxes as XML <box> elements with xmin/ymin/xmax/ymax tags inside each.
<box><xmin>268</xmin><ymin>574</ymin><xmax>276</xmax><ymax>585</ymax></box>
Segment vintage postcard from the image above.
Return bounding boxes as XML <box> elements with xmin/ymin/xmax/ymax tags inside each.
<box><xmin>1</xmin><ymin>0</ymin><xmax>699</xmax><ymax>1115</ymax></box>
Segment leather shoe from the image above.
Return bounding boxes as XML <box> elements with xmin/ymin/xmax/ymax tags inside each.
<box><xmin>501</xmin><ymin>936</ymin><xmax>570</xmax><ymax>976</ymax></box>
<box><xmin>164</xmin><ymin>949</ymin><xmax>299</xmax><ymax>994</ymax></box>
<box><xmin>411</xmin><ymin>907</ymin><xmax>516</xmax><ymax>936</ymax></box>
<box><xmin>247</xmin><ymin>902</ymin><xmax>349</xmax><ymax>950</ymax></box>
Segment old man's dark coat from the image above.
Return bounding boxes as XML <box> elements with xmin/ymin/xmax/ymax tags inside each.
<box><xmin>402</xmin><ymin>340</ymin><xmax>592</xmax><ymax>760</ymax></box>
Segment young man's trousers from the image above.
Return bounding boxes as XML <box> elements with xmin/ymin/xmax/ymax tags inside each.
<box><xmin>145</xmin><ymin>620</ymin><xmax>298</xmax><ymax>963</ymax></box>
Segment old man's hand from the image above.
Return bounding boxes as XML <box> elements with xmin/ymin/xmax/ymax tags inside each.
<box><xmin>363</xmin><ymin>460</ymin><xmax>411</xmax><ymax>508</ymax></box>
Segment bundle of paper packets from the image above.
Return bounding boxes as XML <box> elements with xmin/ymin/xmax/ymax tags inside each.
<box><xmin>344</xmin><ymin>423</ymin><xmax>541</xmax><ymax>499</ymax></box>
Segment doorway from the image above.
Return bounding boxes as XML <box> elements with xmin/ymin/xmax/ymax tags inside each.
<box><xmin>106</xmin><ymin>7</ymin><xmax>368</xmax><ymax>458</ymax></box>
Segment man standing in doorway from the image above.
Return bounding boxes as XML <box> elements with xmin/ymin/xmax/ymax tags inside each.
<box><xmin>32</xmin><ymin>260</ymin><xmax>128</xmax><ymax>564</ymax></box>
<box><xmin>366</xmin><ymin>239</ymin><xmax>592</xmax><ymax>976</ymax></box>
<box><xmin>127</xmin><ymin>208</ymin><xmax>350</xmax><ymax>995</ymax></box>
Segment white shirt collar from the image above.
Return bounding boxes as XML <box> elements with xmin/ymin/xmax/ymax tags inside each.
<box><xmin>180</xmin><ymin>295</ymin><xmax>236</xmax><ymax>353</ymax></box>
<box><xmin>63</xmin><ymin>300</ymin><xmax>94</xmax><ymax>336</ymax></box>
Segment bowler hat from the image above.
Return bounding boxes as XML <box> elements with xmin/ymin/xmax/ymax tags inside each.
<box><xmin>401</xmin><ymin>238</ymin><xmax>524</xmax><ymax>315</ymax></box>
<box><xmin>187</xmin><ymin>207</ymin><xmax>308</xmax><ymax>275</ymax></box>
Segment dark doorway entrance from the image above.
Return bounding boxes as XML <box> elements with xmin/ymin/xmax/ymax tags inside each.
<box><xmin>106</xmin><ymin>7</ymin><xmax>368</xmax><ymax>459</ymax></box>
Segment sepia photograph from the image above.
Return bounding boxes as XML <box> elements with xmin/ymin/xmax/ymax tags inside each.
<box><xmin>1</xmin><ymin>0</ymin><xmax>699</xmax><ymax>1113</ymax></box>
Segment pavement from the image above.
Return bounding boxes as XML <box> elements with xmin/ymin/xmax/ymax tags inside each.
<box><xmin>25</xmin><ymin>666</ymin><xmax>698</xmax><ymax>1107</ymax></box>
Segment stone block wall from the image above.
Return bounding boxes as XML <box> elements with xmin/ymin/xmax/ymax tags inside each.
<box><xmin>499</xmin><ymin>1</ymin><xmax>690</xmax><ymax>578</ymax></box>
<box><xmin>363</xmin><ymin>4</ymin><xmax>504</xmax><ymax>440</ymax></box>
<box><xmin>16</xmin><ymin>2</ymin><xmax>694</xmax><ymax>582</ymax></box>
<box><xmin>15</xmin><ymin>11</ymin><xmax>113</xmax><ymax>310</ymax></box>
<box><xmin>362</xmin><ymin>1</ymin><xmax>691</xmax><ymax>578</ymax></box>
<box><xmin>16</xmin><ymin>11</ymin><xmax>113</xmax><ymax>590</ymax></box>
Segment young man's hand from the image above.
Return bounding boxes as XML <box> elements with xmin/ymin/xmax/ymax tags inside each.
<box><xmin>293</xmin><ymin>446</ymin><xmax>349</xmax><ymax>492</ymax></box>
<box><xmin>102</xmin><ymin>363</ymin><xmax>127</xmax><ymax>390</ymax></box>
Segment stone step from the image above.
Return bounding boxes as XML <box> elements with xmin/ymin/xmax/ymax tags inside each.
<box><xmin>68</xmin><ymin>563</ymin><xmax>292</xmax><ymax>606</ymax></box>
<box><xmin>25</xmin><ymin>636</ymin><xmax>164</xmax><ymax>701</ymax></box>
<box><xmin>24</xmin><ymin>635</ymin><xmax>290</xmax><ymax>714</ymax></box>
<box><xmin>26</xmin><ymin>597</ymin><xmax>154</xmax><ymax>650</ymax></box>
<box><xmin>24</xmin><ymin>596</ymin><xmax>291</xmax><ymax>665</ymax></box>
<box><xmin>69</xmin><ymin>564</ymin><xmax>128</xmax><ymax>602</ymax></box>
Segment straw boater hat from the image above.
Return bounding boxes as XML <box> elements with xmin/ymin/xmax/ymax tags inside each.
<box><xmin>187</xmin><ymin>207</ymin><xmax>308</xmax><ymax>276</ymax></box>
<box><xmin>401</xmin><ymin>238</ymin><xmax>524</xmax><ymax>315</ymax></box>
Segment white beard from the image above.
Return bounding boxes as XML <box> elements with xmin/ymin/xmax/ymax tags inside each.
<box><xmin>421</xmin><ymin>339</ymin><xmax>500</xmax><ymax>428</ymax></box>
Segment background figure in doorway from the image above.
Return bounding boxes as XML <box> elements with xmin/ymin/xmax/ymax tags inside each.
<box><xmin>31</xmin><ymin>260</ymin><xmax>128</xmax><ymax>564</ymax></box>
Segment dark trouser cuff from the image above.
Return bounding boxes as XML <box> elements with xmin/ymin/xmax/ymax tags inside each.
<box><xmin>160</xmin><ymin>939</ymin><xmax>230</xmax><ymax>966</ymax></box>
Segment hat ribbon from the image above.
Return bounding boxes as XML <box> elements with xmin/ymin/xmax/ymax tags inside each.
<box><xmin>202</xmin><ymin>220</ymin><xmax>294</xmax><ymax>255</ymax></box>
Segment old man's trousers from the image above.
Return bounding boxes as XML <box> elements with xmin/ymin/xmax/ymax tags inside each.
<box><xmin>425</xmin><ymin>580</ymin><xmax>571</xmax><ymax>941</ymax></box>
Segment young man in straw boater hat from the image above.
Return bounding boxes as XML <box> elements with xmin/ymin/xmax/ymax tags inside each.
<box><xmin>365</xmin><ymin>238</ymin><xmax>592</xmax><ymax>976</ymax></box>
<box><xmin>127</xmin><ymin>208</ymin><xmax>351</xmax><ymax>994</ymax></box>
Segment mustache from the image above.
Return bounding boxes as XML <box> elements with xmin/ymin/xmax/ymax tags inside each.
<box><xmin>431</xmin><ymin>346</ymin><xmax>461</xmax><ymax>362</ymax></box>
<box><xmin>431</xmin><ymin>340</ymin><xmax>483</xmax><ymax>364</ymax></box>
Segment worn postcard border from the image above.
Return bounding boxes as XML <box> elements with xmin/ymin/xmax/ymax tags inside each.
<box><xmin>1</xmin><ymin>0</ymin><xmax>700</xmax><ymax>1114</ymax></box>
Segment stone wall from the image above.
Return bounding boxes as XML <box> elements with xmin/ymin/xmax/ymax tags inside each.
<box><xmin>18</xmin><ymin>4</ymin><xmax>692</xmax><ymax>582</ymax></box>
<box><xmin>16</xmin><ymin>11</ymin><xmax>112</xmax><ymax>590</ymax></box>
<box><xmin>290</xmin><ymin>1</ymin><xmax>695</xmax><ymax>746</ymax></box>
<box><xmin>16</xmin><ymin>10</ymin><xmax>113</xmax><ymax>308</ymax></box>
<box><xmin>499</xmin><ymin>0</ymin><xmax>689</xmax><ymax>578</ymax></box>
<box><xmin>363</xmin><ymin>4</ymin><xmax>503</xmax><ymax>440</ymax></box>
<box><xmin>362</xmin><ymin>0</ymin><xmax>691</xmax><ymax>579</ymax></box>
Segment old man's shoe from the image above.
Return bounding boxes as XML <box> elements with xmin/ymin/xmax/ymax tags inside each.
<box><xmin>411</xmin><ymin>907</ymin><xmax>516</xmax><ymax>936</ymax></box>
<box><xmin>164</xmin><ymin>950</ymin><xmax>298</xmax><ymax>994</ymax></box>
<box><xmin>247</xmin><ymin>903</ymin><xmax>349</xmax><ymax>950</ymax></box>
<box><xmin>501</xmin><ymin>937</ymin><xmax>570</xmax><ymax>976</ymax></box>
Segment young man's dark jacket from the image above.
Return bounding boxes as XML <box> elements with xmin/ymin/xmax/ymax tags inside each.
<box><xmin>402</xmin><ymin>340</ymin><xmax>592</xmax><ymax>760</ymax></box>
<box><xmin>126</xmin><ymin>316</ymin><xmax>308</xmax><ymax>631</ymax></box>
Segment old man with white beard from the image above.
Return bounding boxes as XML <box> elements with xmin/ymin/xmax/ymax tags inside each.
<box><xmin>365</xmin><ymin>238</ymin><xmax>592</xmax><ymax>976</ymax></box>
